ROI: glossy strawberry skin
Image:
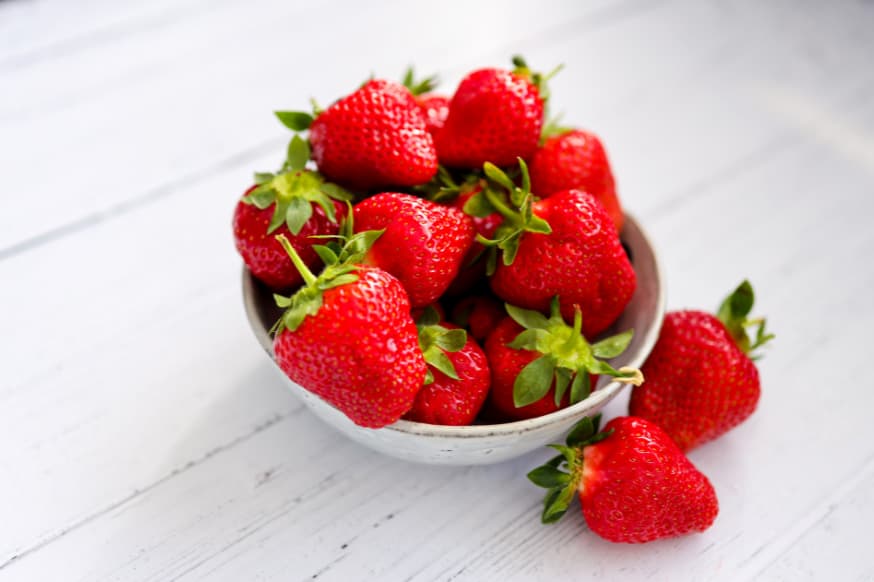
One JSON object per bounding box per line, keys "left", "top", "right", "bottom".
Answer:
{"left": 629, "top": 311, "right": 761, "bottom": 451}
{"left": 435, "top": 68, "right": 544, "bottom": 168}
{"left": 233, "top": 187, "right": 343, "bottom": 291}
{"left": 273, "top": 267, "right": 426, "bottom": 429}
{"left": 484, "top": 317, "right": 599, "bottom": 421}
{"left": 354, "top": 193, "right": 475, "bottom": 308}
{"left": 579, "top": 417, "right": 719, "bottom": 543}
{"left": 529, "top": 129, "right": 624, "bottom": 231}
{"left": 490, "top": 189, "right": 636, "bottom": 339}
{"left": 443, "top": 186, "right": 503, "bottom": 296}
{"left": 404, "top": 325, "right": 490, "bottom": 426}
{"left": 416, "top": 93, "right": 450, "bottom": 136}
{"left": 309, "top": 79, "right": 438, "bottom": 190}
{"left": 451, "top": 295, "right": 505, "bottom": 342}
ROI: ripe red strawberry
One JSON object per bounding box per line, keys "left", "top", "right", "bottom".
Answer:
{"left": 478, "top": 161, "right": 636, "bottom": 339}
{"left": 271, "top": 235, "right": 426, "bottom": 428}
{"left": 233, "top": 136, "right": 352, "bottom": 290}
{"left": 629, "top": 280, "right": 774, "bottom": 451}
{"left": 529, "top": 128, "right": 624, "bottom": 231}
{"left": 404, "top": 313, "right": 490, "bottom": 426}
{"left": 443, "top": 183, "right": 503, "bottom": 296}
{"left": 434, "top": 57, "right": 546, "bottom": 168}
{"left": 417, "top": 94, "right": 450, "bottom": 135}
{"left": 276, "top": 79, "right": 437, "bottom": 190}
{"left": 529, "top": 415, "right": 719, "bottom": 543}
{"left": 484, "top": 299, "right": 641, "bottom": 421}
{"left": 450, "top": 294, "right": 504, "bottom": 342}
{"left": 353, "top": 192, "right": 475, "bottom": 307}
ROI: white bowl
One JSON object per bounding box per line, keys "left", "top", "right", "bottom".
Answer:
{"left": 242, "top": 214, "right": 664, "bottom": 465}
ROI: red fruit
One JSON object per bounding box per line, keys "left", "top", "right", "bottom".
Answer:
{"left": 233, "top": 138, "right": 352, "bottom": 290}
{"left": 417, "top": 94, "right": 450, "bottom": 136}
{"left": 307, "top": 79, "right": 438, "bottom": 190}
{"left": 443, "top": 184, "right": 503, "bottom": 296}
{"left": 529, "top": 129, "right": 624, "bottom": 231}
{"left": 486, "top": 177, "right": 636, "bottom": 338}
{"left": 629, "top": 281, "right": 773, "bottom": 451}
{"left": 435, "top": 63, "right": 544, "bottom": 168}
{"left": 404, "top": 322, "right": 490, "bottom": 426}
{"left": 450, "top": 294, "right": 504, "bottom": 342}
{"left": 354, "top": 193, "right": 475, "bottom": 307}
{"left": 411, "top": 302, "right": 446, "bottom": 323}
{"left": 272, "top": 237, "right": 426, "bottom": 429}
{"left": 484, "top": 301, "right": 640, "bottom": 422}
{"left": 233, "top": 190, "right": 342, "bottom": 290}
{"left": 529, "top": 416, "right": 718, "bottom": 543}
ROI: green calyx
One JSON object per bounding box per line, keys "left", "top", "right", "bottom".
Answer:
{"left": 242, "top": 135, "right": 353, "bottom": 235}
{"left": 271, "top": 210, "right": 384, "bottom": 334}
{"left": 507, "top": 298, "right": 643, "bottom": 408}
{"left": 472, "top": 159, "right": 552, "bottom": 274}
{"left": 415, "top": 306, "right": 467, "bottom": 385}
{"left": 401, "top": 67, "right": 439, "bottom": 96}
{"left": 413, "top": 166, "right": 481, "bottom": 203}
{"left": 511, "top": 55, "right": 563, "bottom": 104}
{"left": 716, "top": 279, "right": 775, "bottom": 359}
{"left": 527, "top": 414, "right": 613, "bottom": 524}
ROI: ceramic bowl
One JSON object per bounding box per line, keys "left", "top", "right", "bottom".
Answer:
{"left": 242, "top": 214, "right": 664, "bottom": 465}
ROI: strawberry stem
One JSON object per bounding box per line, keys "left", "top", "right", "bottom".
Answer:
{"left": 276, "top": 234, "right": 317, "bottom": 286}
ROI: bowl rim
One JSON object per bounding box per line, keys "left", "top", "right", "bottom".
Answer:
{"left": 242, "top": 212, "right": 665, "bottom": 439}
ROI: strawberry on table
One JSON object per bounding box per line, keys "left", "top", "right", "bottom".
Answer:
{"left": 484, "top": 299, "right": 642, "bottom": 422}
{"left": 276, "top": 79, "right": 438, "bottom": 191}
{"left": 233, "top": 135, "right": 352, "bottom": 290}
{"left": 477, "top": 160, "right": 636, "bottom": 339}
{"left": 528, "top": 415, "right": 719, "bottom": 543}
{"left": 434, "top": 56, "right": 549, "bottom": 168}
{"left": 629, "top": 280, "right": 774, "bottom": 451}
{"left": 271, "top": 233, "right": 426, "bottom": 429}
{"left": 529, "top": 128, "right": 625, "bottom": 231}
{"left": 353, "top": 192, "right": 475, "bottom": 308}
{"left": 404, "top": 309, "right": 490, "bottom": 426}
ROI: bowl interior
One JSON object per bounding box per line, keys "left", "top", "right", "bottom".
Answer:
{"left": 242, "top": 213, "right": 664, "bottom": 438}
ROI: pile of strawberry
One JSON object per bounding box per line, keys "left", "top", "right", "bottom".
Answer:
{"left": 232, "top": 57, "right": 774, "bottom": 545}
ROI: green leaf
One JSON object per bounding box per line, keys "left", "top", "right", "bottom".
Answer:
{"left": 253, "top": 172, "right": 274, "bottom": 185}
{"left": 424, "top": 346, "right": 459, "bottom": 380}
{"left": 505, "top": 304, "right": 550, "bottom": 330}
{"left": 548, "top": 444, "right": 577, "bottom": 466}
{"left": 553, "top": 368, "right": 572, "bottom": 406}
{"left": 527, "top": 465, "right": 570, "bottom": 488}
{"left": 320, "top": 182, "right": 354, "bottom": 201}
{"left": 275, "top": 111, "right": 313, "bottom": 131}
{"left": 319, "top": 273, "right": 358, "bottom": 290}
{"left": 416, "top": 305, "right": 441, "bottom": 326}
{"left": 267, "top": 200, "right": 290, "bottom": 234}
{"left": 483, "top": 162, "right": 516, "bottom": 192}
{"left": 286, "top": 135, "right": 310, "bottom": 172}
{"left": 281, "top": 294, "right": 323, "bottom": 332}
{"left": 565, "top": 416, "right": 596, "bottom": 446}
{"left": 514, "top": 355, "right": 556, "bottom": 407}
{"left": 545, "top": 453, "right": 565, "bottom": 468}
{"left": 507, "top": 328, "right": 547, "bottom": 351}
{"left": 273, "top": 293, "right": 292, "bottom": 308}
{"left": 285, "top": 196, "right": 313, "bottom": 235}
{"left": 462, "top": 190, "right": 497, "bottom": 218}
{"left": 435, "top": 328, "right": 467, "bottom": 352}
{"left": 591, "top": 329, "right": 634, "bottom": 359}
{"left": 527, "top": 215, "right": 552, "bottom": 234}
{"left": 312, "top": 244, "right": 338, "bottom": 266}
{"left": 569, "top": 371, "right": 591, "bottom": 404}
{"left": 502, "top": 236, "right": 521, "bottom": 265}
{"left": 587, "top": 359, "right": 621, "bottom": 377}
{"left": 424, "top": 368, "right": 435, "bottom": 385}
{"left": 542, "top": 483, "right": 576, "bottom": 524}
{"left": 248, "top": 186, "right": 277, "bottom": 209}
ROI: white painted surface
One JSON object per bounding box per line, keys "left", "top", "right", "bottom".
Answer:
{"left": 1, "top": 0, "right": 873, "bottom": 580}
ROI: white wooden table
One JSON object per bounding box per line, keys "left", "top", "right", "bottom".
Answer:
{"left": 3, "top": 1, "right": 874, "bottom": 580}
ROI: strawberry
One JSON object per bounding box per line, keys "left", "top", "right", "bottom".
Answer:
{"left": 477, "top": 161, "right": 636, "bottom": 339}
{"left": 276, "top": 79, "right": 437, "bottom": 191}
{"left": 529, "top": 128, "right": 625, "bottom": 231}
{"left": 442, "top": 183, "right": 503, "bottom": 296}
{"left": 528, "top": 415, "right": 719, "bottom": 543}
{"left": 271, "top": 234, "right": 426, "bottom": 429}
{"left": 450, "top": 294, "right": 504, "bottom": 342}
{"left": 404, "top": 310, "right": 490, "bottom": 426}
{"left": 353, "top": 192, "right": 475, "bottom": 307}
{"left": 434, "top": 57, "right": 548, "bottom": 168}
{"left": 233, "top": 136, "right": 352, "bottom": 290}
{"left": 417, "top": 94, "right": 450, "bottom": 135}
{"left": 484, "top": 299, "right": 642, "bottom": 421}
{"left": 629, "top": 280, "right": 774, "bottom": 451}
